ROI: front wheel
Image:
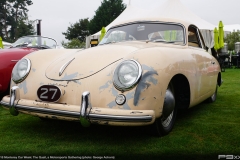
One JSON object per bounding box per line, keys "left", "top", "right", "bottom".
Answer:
{"left": 152, "top": 83, "right": 177, "bottom": 136}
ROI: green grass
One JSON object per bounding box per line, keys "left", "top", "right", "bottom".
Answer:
{"left": 1, "top": 69, "right": 240, "bottom": 160}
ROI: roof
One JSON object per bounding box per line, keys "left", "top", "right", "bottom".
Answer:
{"left": 108, "top": 17, "right": 193, "bottom": 31}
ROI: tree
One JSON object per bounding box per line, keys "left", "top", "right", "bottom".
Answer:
{"left": 224, "top": 30, "right": 240, "bottom": 51}
{"left": 0, "top": 0, "right": 12, "bottom": 40}
{"left": 11, "top": 0, "right": 33, "bottom": 39}
{"left": 61, "top": 39, "right": 85, "bottom": 49}
{"left": 15, "top": 18, "right": 35, "bottom": 38}
{"left": 0, "top": 0, "right": 33, "bottom": 41}
{"left": 62, "top": 18, "right": 90, "bottom": 42}
{"left": 88, "top": 0, "right": 126, "bottom": 34}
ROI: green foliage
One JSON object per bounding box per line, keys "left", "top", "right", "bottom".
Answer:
{"left": 62, "top": 0, "right": 126, "bottom": 43}
{"left": 0, "top": 0, "right": 33, "bottom": 41}
{"left": 62, "top": 18, "right": 90, "bottom": 42}
{"left": 61, "top": 38, "right": 85, "bottom": 49}
{"left": 88, "top": 0, "right": 126, "bottom": 34}
{"left": 11, "top": 18, "right": 34, "bottom": 41}
{"left": 0, "top": 0, "right": 12, "bottom": 39}
{"left": 224, "top": 30, "right": 240, "bottom": 51}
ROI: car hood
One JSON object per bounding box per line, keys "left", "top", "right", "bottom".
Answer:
{"left": 46, "top": 41, "right": 156, "bottom": 80}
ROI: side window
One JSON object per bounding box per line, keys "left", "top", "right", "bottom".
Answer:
{"left": 188, "top": 26, "right": 201, "bottom": 48}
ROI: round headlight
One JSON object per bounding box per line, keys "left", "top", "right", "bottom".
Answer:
{"left": 12, "top": 58, "right": 31, "bottom": 83}
{"left": 113, "top": 60, "right": 142, "bottom": 91}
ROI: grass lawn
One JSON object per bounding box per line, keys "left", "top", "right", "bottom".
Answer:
{"left": 0, "top": 69, "right": 240, "bottom": 160}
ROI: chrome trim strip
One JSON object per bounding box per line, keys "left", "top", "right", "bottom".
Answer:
{"left": 5, "top": 103, "right": 80, "bottom": 118}
{"left": 59, "top": 58, "right": 75, "bottom": 76}
{"left": 1, "top": 101, "right": 152, "bottom": 122}
{"left": 11, "top": 60, "right": 19, "bottom": 62}
{"left": 89, "top": 114, "right": 152, "bottom": 122}
{"left": 9, "top": 86, "right": 20, "bottom": 116}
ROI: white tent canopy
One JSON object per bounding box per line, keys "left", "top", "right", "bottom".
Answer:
{"left": 146, "top": 0, "right": 215, "bottom": 30}
{"left": 86, "top": 0, "right": 216, "bottom": 50}
{"left": 224, "top": 24, "right": 240, "bottom": 32}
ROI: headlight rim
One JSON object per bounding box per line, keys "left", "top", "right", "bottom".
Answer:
{"left": 113, "top": 59, "right": 142, "bottom": 91}
{"left": 12, "top": 58, "right": 31, "bottom": 84}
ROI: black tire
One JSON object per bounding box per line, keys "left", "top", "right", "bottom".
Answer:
{"left": 152, "top": 83, "right": 177, "bottom": 137}
{"left": 207, "top": 84, "right": 218, "bottom": 103}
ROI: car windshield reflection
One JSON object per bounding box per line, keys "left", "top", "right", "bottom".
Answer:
{"left": 11, "top": 35, "right": 58, "bottom": 49}
{"left": 99, "top": 22, "right": 185, "bottom": 45}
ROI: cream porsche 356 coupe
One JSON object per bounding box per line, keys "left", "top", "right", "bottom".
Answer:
{"left": 0, "top": 18, "right": 222, "bottom": 136}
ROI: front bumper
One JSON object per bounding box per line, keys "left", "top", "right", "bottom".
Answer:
{"left": 0, "top": 86, "right": 155, "bottom": 126}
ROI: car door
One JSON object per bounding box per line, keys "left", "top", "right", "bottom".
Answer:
{"left": 188, "top": 26, "right": 213, "bottom": 99}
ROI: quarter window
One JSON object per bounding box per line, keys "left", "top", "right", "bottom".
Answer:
{"left": 188, "top": 26, "right": 201, "bottom": 48}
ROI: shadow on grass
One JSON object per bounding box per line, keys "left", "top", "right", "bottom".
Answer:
{"left": 0, "top": 110, "right": 153, "bottom": 143}
{"left": 0, "top": 101, "right": 212, "bottom": 143}
{"left": 0, "top": 99, "right": 220, "bottom": 144}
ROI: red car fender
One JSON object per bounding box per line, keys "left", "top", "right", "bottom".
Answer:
{"left": 0, "top": 48, "right": 38, "bottom": 94}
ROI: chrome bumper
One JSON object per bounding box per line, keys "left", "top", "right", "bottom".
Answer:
{"left": 0, "top": 86, "right": 153, "bottom": 126}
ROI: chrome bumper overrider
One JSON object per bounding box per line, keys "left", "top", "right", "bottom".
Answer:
{"left": 0, "top": 86, "right": 153, "bottom": 126}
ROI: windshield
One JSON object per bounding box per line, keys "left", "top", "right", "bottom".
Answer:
{"left": 99, "top": 22, "right": 185, "bottom": 45}
{"left": 11, "top": 36, "right": 57, "bottom": 49}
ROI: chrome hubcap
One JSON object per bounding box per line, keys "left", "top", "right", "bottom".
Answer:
{"left": 161, "top": 111, "right": 173, "bottom": 128}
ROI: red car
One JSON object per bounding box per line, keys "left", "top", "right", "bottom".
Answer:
{"left": 0, "top": 35, "right": 58, "bottom": 100}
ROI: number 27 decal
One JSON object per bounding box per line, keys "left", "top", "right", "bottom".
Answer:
{"left": 37, "top": 85, "right": 61, "bottom": 102}
{"left": 40, "top": 88, "right": 58, "bottom": 99}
